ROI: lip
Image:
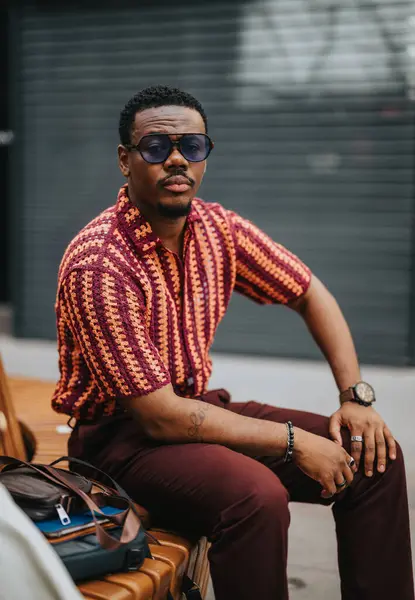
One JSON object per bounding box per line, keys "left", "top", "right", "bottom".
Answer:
{"left": 161, "top": 175, "right": 192, "bottom": 193}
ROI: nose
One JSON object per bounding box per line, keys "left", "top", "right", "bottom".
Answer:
{"left": 164, "top": 145, "right": 189, "bottom": 170}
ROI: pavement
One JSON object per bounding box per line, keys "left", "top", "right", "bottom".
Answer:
{"left": 1, "top": 334, "right": 414, "bottom": 599}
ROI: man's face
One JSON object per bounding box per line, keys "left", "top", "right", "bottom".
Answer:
{"left": 118, "top": 106, "right": 207, "bottom": 219}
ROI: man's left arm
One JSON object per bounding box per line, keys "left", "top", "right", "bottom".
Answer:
{"left": 228, "top": 209, "right": 396, "bottom": 477}
{"left": 289, "top": 275, "right": 397, "bottom": 476}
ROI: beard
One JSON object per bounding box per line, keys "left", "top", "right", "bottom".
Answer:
{"left": 156, "top": 199, "right": 192, "bottom": 219}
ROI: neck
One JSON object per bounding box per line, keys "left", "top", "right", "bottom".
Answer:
{"left": 132, "top": 194, "right": 187, "bottom": 256}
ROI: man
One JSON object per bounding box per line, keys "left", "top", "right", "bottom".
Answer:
{"left": 52, "top": 85, "right": 413, "bottom": 600}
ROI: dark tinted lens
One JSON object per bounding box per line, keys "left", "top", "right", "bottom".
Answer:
{"left": 139, "top": 135, "right": 171, "bottom": 163}
{"left": 180, "top": 134, "right": 210, "bottom": 162}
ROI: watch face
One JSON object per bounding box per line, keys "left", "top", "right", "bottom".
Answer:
{"left": 355, "top": 382, "right": 375, "bottom": 404}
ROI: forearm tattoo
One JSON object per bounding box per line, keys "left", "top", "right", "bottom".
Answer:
{"left": 188, "top": 401, "right": 210, "bottom": 442}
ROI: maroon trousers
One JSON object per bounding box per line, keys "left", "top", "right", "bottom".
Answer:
{"left": 69, "top": 390, "right": 414, "bottom": 600}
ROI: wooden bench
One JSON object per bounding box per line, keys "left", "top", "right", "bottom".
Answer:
{"left": 0, "top": 355, "right": 211, "bottom": 599}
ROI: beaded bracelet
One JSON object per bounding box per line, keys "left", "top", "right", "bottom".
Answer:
{"left": 284, "top": 421, "right": 294, "bottom": 463}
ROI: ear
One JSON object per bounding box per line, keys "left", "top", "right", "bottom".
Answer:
{"left": 118, "top": 145, "right": 130, "bottom": 178}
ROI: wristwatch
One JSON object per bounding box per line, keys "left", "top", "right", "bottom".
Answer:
{"left": 339, "top": 381, "right": 376, "bottom": 407}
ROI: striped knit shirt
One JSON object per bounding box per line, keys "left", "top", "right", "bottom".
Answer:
{"left": 52, "top": 184, "right": 311, "bottom": 421}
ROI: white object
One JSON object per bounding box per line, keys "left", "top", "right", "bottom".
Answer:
{"left": 55, "top": 503, "right": 71, "bottom": 526}
{"left": 0, "top": 484, "right": 83, "bottom": 600}
{"left": 56, "top": 425, "right": 72, "bottom": 434}
{"left": 0, "top": 411, "right": 7, "bottom": 432}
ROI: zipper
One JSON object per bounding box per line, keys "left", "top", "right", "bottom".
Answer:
{"left": 55, "top": 503, "right": 71, "bottom": 526}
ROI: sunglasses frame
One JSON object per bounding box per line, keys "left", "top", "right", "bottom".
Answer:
{"left": 125, "top": 133, "right": 214, "bottom": 164}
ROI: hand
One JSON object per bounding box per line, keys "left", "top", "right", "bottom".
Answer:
{"left": 329, "top": 403, "right": 396, "bottom": 477}
{"left": 294, "top": 428, "right": 356, "bottom": 498}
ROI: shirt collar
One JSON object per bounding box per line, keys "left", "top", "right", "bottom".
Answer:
{"left": 116, "top": 184, "right": 201, "bottom": 255}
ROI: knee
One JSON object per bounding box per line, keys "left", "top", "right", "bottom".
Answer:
{"left": 222, "top": 470, "right": 290, "bottom": 527}
{"left": 388, "top": 440, "right": 405, "bottom": 474}
{"left": 371, "top": 439, "right": 406, "bottom": 492}
{"left": 249, "top": 482, "right": 290, "bottom": 523}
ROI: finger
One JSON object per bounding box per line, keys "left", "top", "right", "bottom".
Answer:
{"left": 364, "top": 428, "right": 376, "bottom": 477}
{"left": 320, "top": 477, "right": 337, "bottom": 499}
{"left": 349, "top": 429, "right": 364, "bottom": 469}
{"left": 348, "top": 456, "right": 357, "bottom": 474}
{"left": 384, "top": 426, "right": 397, "bottom": 461}
{"left": 329, "top": 415, "right": 343, "bottom": 446}
{"left": 343, "top": 461, "right": 354, "bottom": 486}
{"left": 345, "top": 451, "right": 357, "bottom": 475}
{"left": 334, "top": 471, "right": 348, "bottom": 494}
{"left": 375, "top": 428, "right": 387, "bottom": 473}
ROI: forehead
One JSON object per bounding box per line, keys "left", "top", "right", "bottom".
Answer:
{"left": 132, "top": 106, "right": 205, "bottom": 140}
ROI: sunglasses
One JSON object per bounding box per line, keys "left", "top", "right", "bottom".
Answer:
{"left": 125, "top": 133, "right": 214, "bottom": 164}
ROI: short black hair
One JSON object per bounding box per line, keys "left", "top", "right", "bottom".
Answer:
{"left": 119, "top": 85, "right": 208, "bottom": 145}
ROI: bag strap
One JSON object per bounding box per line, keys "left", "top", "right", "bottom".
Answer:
{"left": 181, "top": 574, "right": 203, "bottom": 599}
{"left": 0, "top": 456, "right": 139, "bottom": 550}
{"left": 40, "top": 465, "right": 140, "bottom": 550}
{"left": 50, "top": 456, "right": 131, "bottom": 501}
{"left": 0, "top": 456, "right": 127, "bottom": 528}
{"left": 41, "top": 466, "right": 128, "bottom": 526}
{"left": 50, "top": 455, "right": 146, "bottom": 522}
{"left": 165, "top": 572, "right": 202, "bottom": 599}
{"left": 50, "top": 458, "right": 203, "bottom": 597}
{"left": 0, "top": 456, "right": 78, "bottom": 489}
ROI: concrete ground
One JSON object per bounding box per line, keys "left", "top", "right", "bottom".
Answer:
{"left": 1, "top": 334, "right": 414, "bottom": 599}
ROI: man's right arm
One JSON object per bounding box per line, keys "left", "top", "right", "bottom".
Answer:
{"left": 120, "top": 385, "right": 356, "bottom": 498}
{"left": 61, "top": 270, "right": 354, "bottom": 498}
{"left": 121, "top": 384, "right": 290, "bottom": 457}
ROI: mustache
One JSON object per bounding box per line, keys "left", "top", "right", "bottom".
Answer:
{"left": 158, "top": 171, "right": 195, "bottom": 186}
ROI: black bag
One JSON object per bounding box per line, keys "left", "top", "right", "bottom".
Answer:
{"left": 54, "top": 526, "right": 150, "bottom": 582}
{"left": 0, "top": 462, "right": 92, "bottom": 521}
{"left": 0, "top": 455, "right": 148, "bottom": 576}
{"left": 0, "top": 455, "right": 202, "bottom": 599}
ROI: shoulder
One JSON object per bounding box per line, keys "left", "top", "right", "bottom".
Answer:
{"left": 191, "top": 198, "right": 238, "bottom": 229}
{"left": 57, "top": 205, "right": 118, "bottom": 286}
{"left": 192, "top": 198, "right": 253, "bottom": 241}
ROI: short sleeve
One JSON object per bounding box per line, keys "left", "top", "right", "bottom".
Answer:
{"left": 228, "top": 211, "right": 312, "bottom": 305}
{"left": 61, "top": 268, "right": 171, "bottom": 399}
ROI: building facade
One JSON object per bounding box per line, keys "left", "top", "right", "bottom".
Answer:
{"left": 7, "top": 0, "right": 415, "bottom": 365}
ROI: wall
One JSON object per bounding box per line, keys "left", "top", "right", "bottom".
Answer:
{"left": 9, "top": 0, "right": 415, "bottom": 364}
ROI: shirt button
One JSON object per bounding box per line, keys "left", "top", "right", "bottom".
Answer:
{"left": 187, "top": 377, "right": 194, "bottom": 386}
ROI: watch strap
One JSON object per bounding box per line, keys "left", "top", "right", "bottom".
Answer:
{"left": 339, "top": 387, "right": 355, "bottom": 403}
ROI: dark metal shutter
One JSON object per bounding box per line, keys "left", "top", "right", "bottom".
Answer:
{"left": 1, "top": 8, "right": 10, "bottom": 304}
{"left": 10, "top": 1, "right": 415, "bottom": 365}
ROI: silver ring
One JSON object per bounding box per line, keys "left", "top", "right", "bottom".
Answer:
{"left": 336, "top": 480, "right": 347, "bottom": 489}
{"left": 349, "top": 457, "right": 355, "bottom": 468}
{"left": 351, "top": 435, "right": 364, "bottom": 443}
